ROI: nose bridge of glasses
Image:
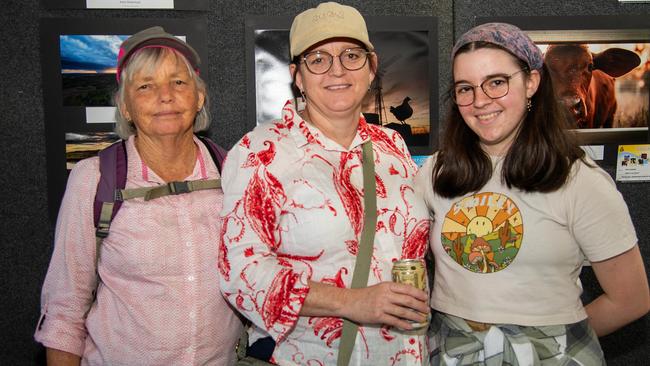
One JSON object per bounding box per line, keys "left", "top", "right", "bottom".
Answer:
{"left": 313, "top": 52, "right": 343, "bottom": 75}
{"left": 460, "top": 82, "right": 496, "bottom": 106}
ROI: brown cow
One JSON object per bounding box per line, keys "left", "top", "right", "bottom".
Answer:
{"left": 544, "top": 44, "right": 640, "bottom": 128}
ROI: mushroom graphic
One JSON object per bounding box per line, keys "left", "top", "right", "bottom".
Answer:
{"left": 468, "top": 237, "right": 493, "bottom": 273}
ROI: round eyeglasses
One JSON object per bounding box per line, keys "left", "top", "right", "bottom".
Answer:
{"left": 300, "top": 47, "right": 371, "bottom": 75}
{"left": 452, "top": 69, "right": 527, "bottom": 106}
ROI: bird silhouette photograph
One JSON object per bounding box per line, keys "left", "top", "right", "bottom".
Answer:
{"left": 248, "top": 16, "right": 436, "bottom": 152}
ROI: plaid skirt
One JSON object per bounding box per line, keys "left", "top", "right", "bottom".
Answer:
{"left": 428, "top": 312, "right": 605, "bottom": 366}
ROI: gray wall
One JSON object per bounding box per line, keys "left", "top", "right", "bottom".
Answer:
{"left": 0, "top": 0, "right": 647, "bottom": 364}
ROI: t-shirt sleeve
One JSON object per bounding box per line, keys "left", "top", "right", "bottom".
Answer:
{"left": 566, "top": 161, "right": 638, "bottom": 262}
{"left": 414, "top": 154, "right": 436, "bottom": 214}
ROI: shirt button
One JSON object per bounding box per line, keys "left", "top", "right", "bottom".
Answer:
{"left": 185, "top": 241, "right": 192, "bottom": 247}
{"left": 187, "top": 275, "right": 195, "bottom": 282}
{"left": 189, "top": 311, "right": 196, "bottom": 319}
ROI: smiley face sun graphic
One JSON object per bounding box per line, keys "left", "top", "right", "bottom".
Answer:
{"left": 441, "top": 192, "right": 524, "bottom": 273}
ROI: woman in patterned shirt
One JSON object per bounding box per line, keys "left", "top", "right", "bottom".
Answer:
{"left": 219, "top": 2, "right": 431, "bottom": 365}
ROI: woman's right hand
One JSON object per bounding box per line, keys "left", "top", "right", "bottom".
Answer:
{"left": 341, "top": 281, "right": 430, "bottom": 330}
{"left": 301, "top": 280, "right": 429, "bottom": 330}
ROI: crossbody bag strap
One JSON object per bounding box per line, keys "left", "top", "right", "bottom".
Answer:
{"left": 337, "top": 140, "right": 377, "bottom": 366}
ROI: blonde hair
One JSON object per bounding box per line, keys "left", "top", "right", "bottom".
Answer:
{"left": 113, "top": 47, "right": 209, "bottom": 139}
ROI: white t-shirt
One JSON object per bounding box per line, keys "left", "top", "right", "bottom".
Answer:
{"left": 414, "top": 155, "right": 637, "bottom": 326}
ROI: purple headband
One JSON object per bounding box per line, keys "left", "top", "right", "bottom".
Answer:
{"left": 452, "top": 22, "right": 543, "bottom": 71}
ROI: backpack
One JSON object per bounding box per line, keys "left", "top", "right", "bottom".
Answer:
{"left": 92, "top": 136, "right": 227, "bottom": 252}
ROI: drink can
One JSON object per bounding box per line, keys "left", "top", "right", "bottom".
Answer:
{"left": 392, "top": 258, "right": 429, "bottom": 329}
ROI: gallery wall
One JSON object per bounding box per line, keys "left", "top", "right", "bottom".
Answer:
{"left": 0, "top": 0, "right": 647, "bottom": 364}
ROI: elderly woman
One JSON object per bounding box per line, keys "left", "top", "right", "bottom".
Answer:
{"left": 219, "top": 2, "right": 430, "bottom": 366}
{"left": 34, "top": 27, "right": 243, "bottom": 365}
{"left": 415, "top": 23, "right": 650, "bottom": 365}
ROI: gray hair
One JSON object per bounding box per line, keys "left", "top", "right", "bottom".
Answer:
{"left": 113, "top": 47, "right": 210, "bottom": 139}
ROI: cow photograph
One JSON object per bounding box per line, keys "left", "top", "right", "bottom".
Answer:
{"left": 538, "top": 42, "right": 648, "bottom": 131}
{"left": 475, "top": 16, "right": 650, "bottom": 143}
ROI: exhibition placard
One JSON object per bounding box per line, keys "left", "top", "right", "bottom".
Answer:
{"left": 616, "top": 144, "right": 650, "bottom": 182}
{"left": 86, "top": 0, "right": 173, "bottom": 8}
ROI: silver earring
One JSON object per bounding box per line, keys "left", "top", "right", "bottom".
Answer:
{"left": 300, "top": 90, "right": 307, "bottom": 101}
{"left": 526, "top": 98, "right": 532, "bottom": 112}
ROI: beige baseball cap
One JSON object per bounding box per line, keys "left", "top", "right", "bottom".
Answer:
{"left": 289, "top": 2, "right": 374, "bottom": 58}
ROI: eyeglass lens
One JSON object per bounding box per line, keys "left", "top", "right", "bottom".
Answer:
{"left": 453, "top": 75, "right": 511, "bottom": 106}
{"left": 303, "top": 48, "right": 368, "bottom": 74}
{"left": 453, "top": 69, "right": 527, "bottom": 107}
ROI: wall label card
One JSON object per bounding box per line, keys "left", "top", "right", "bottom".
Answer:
{"left": 86, "top": 0, "right": 173, "bottom": 9}
{"left": 616, "top": 144, "right": 650, "bottom": 182}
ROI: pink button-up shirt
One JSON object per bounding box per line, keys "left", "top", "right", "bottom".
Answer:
{"left": 219, "top": 101, "right": 431, "bottom": 365}
{"left": 35, "top": 136, "right": 243, "bottom": 365}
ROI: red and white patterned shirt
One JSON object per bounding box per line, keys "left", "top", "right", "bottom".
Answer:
{"left": 35, "top": 136, "right": 243, "bottom": 365}
{"left": 219, "top": 101, "right": 431, "bottom": 365}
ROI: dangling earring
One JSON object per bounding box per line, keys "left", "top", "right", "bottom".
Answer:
{"left": 296, "top": 89, "right": 307, "bottom": 112}
{"left": 526, "top": 98, "right": 532, "bottom": 112}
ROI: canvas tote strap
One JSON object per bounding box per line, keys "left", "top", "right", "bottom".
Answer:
{"left": 337, "top": 140, "right": 377, "bottom": 366}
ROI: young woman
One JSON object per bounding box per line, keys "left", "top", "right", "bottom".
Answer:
{"left": 415, "top": 22, "right": 649, "bottom": 365}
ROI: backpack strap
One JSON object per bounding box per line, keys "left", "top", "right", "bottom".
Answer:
{"left": 91, "top": 140, "right": 128, "bottom": 275}
{"left": 94, "top": 140, "right": 128, "bottom": 239}
{"left": 136, "top": 179, "right": 221, "bottom": 201}
{"left": 197, "top": 135, "right": 227, "bottom": 173}
{"left": 93, "top": 136, "right": 228, "bottom": 240}
{"left": 116, "top": 136, "right": 227, "bottom": 201}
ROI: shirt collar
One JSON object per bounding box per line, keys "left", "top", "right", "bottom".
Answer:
{"left": 125, "top": 135, "right": 209, "bottom": 184}
{"left": 281, "top": 99, "right": 372, "bottom": 152}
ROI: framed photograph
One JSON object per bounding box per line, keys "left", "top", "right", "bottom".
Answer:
{"left": 477, "top": 15, "right": 649, "bottom": 145}
{"left": 40, "top": 17, "right": 208, "bottom": 221}
{"left": 42, "top": 0, "right": 209, "bottom": 10}
{"left": 245, "top": 16, "right": 439, "bottom": 155}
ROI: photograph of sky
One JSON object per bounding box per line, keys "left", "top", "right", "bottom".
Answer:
{"left": 60, "top": 35, "right": 126, "bottom": 74}
{"left": 60, "top": 35, "right": 127, "bottom": 106}
{"left": 59, "top": 34, "right": 187, "bottom": 107}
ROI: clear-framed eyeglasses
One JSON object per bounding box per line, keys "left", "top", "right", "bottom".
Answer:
{"left": 300, "top": 47, "right": 372, "bottom": 75}
{"left": 452, "top": 69, "right": 527, "bottom": 106}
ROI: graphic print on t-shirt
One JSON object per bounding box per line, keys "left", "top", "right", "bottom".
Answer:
{"left": 441, "top": 192, "right": 523, "bottom": 273}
